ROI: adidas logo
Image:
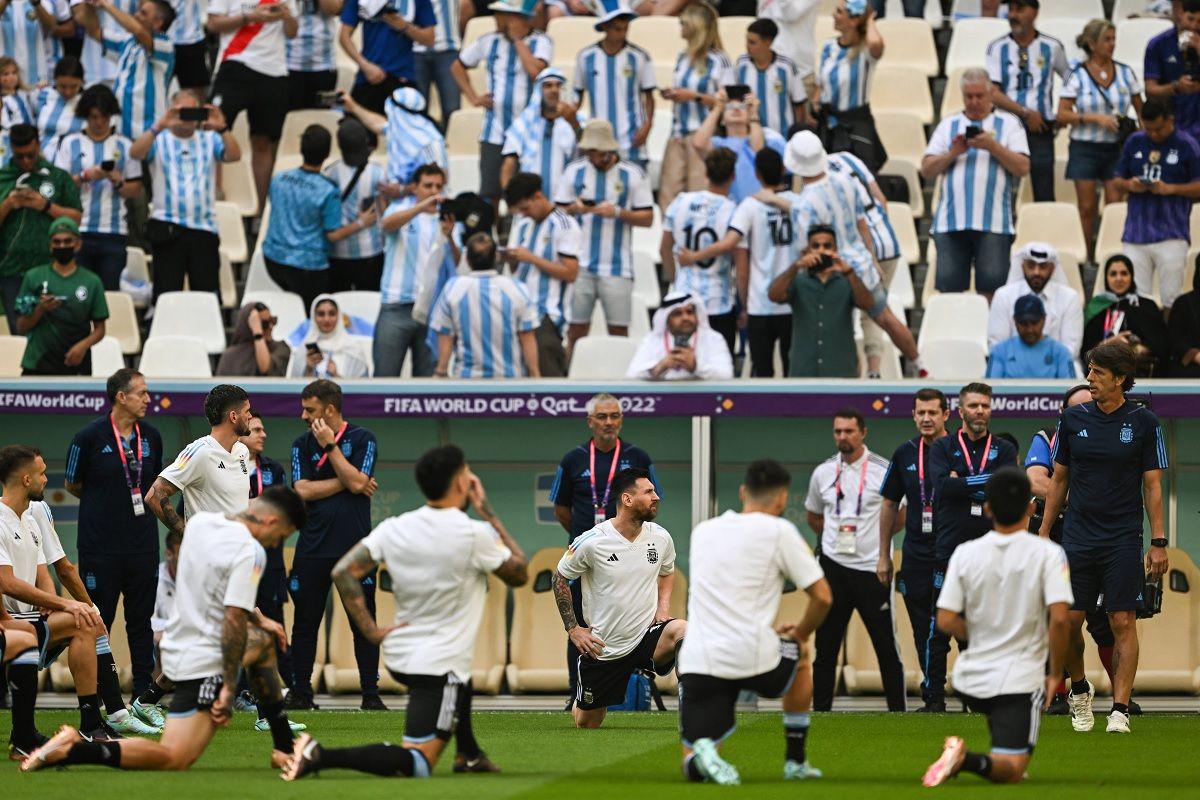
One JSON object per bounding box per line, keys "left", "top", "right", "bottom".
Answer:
{"left": 101, "top": 445, "right": 113, "bottom": 454}
{"left": 1077, "top": 429, "right": 1089, "bottom": 438}
{"left": 607, "top": 553, "right": 619, "bottom": 562}
{"left": 217, "top": 462, "right": 227, "bottom": 469}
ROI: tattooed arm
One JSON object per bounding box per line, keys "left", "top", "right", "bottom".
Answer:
{"left": 212, "top": 606, "right": 250, "bottom": 724}
{"left": 467, "top": 475, "right": 528, "bottom": 587}
{"left": 332, "top": 543, "right": 400, "bottom": 645}
{"left": 144, "top": 477, "right": 184, "bottom": 537}
{"left": 554, "top": 569, "right": 605, "bottom": 658}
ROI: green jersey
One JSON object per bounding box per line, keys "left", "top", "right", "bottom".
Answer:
{"left": 16, "top": 263, "right": 108, "bottom": 375}
{"left": 0, "top": 159, "right": 82, "bottom": 279}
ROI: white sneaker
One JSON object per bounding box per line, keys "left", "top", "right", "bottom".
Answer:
{"left": 1106, "top": 710, "right": 1131, "bottom": 734}
{"left": 1068, "top": 686, "right": 1095, "bottom": 732}
{"left": 691, "top": 738, "right": 740, "bottom": 786}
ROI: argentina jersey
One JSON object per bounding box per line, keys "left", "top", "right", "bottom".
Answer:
{"left": 816, "top": 39, "right": 874, "bottom": 112}
{"left": 791, "top": 171, "right": 878, "bottom": 287}
{"left": 985, "top": 32, "right": 1069, "bottom": 120}
{"left": 54, "top": 132, "right": 141, "bottom": 235}
{"left": 167, "top": 0, "right": 204, "bottom": 43}
{"left": 826, "top": 151, "right": 899, "bottom": 263}
{"left": 926, "top": 110, "right": 1028, "bottom": 236}
{"left": 501, "top": 113, "right": 577, "bottom": 199}
{"left": 413, "top": 0, "right": 459, "bottom": 53}
{"left": 107, "top": 31, "right": 175, "bottom": 139}
{"left": 734, "top": 52, "right": 804, "bottom": 136}
{"left": 2, "top": 0, "right": 69, "bottom": 86}
{"left": 729, "top": 193, "right": 798, "bottom": 316}
{"left": 554, "top": 157, "right": 654, "bottom": 279}
{"left": 148, "top": 129, "right": 225, "bottom": 233}
{"left": 324, "top": 159, "right": 386, "bottom": 259}
{"left": 32, "top": 86, "right": 82, "bottom": 162}
{"left": 385, "top": 91, "right": 448, "bottom": 183}
{"left": 77, "top": 0, "right": 138, "bottom": 86}
{"left": 287, "top": 8, "right": 336, "bottom": 72}
{"left": 381, "top": 198, "right": 442, "bottom": 305}
{"left": 669, "top": 49, "right": 733, "bottom": 138}
{"left": 458, "top": 31, "right": 553, "bottom": 146}
{"left": 666, "top": 190, "right": 738, "bottom": 315}
{"left": 1060, "top": 61, "right": 1141, "bottom": 144}
{"left": 429, "top": 272, "right": 539, "bottom": 378}
{"left": 510, "top": 208, "right": 582, "bottom": 330}
{"left": 574, "top": 42, "right": 657, "bottom": 162}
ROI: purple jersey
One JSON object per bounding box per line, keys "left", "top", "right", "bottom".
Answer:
{"left": 1144, "top": 29, "right": 1200, "bottom": 139}
{"left": 1118, "top": 129, "right": 1200, "bottom": 245}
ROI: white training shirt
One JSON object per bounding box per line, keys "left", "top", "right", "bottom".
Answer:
{"left": 729, "top": 192, "right": 799, "bottom": 316}
{"left": 679, "top": 510, "right": 824, "bottom": 680}
{"left": 938, "top": 530, "right": 1074, "bottom": 698}
{"left": 160, "top": 512, "right": 266, "bottom": 681}
{"left": 0, "top": 501, "right": 54, "bottom": 615}
{"left": 804, "top": 449, "right": 891, "bottom": 572}
{"left": 362, "top": 505, "right": 510, "bottom": 682}
{"left": 157, "top": 435, "right": 252, "bottom": 519}
{"left": 556, "top": 519, "right": 675, "bottom": 661}
{"left": 666, "top": 189, "right": 739, "bottom": 316}
{"left": 151, "top": 560, "right": 176, "bottom": 633}
{"left": 208, "top": 0, "right": 297, "bottom": 78}
{"left": 926, "top": 110, "right": 1029, "bottom": 236}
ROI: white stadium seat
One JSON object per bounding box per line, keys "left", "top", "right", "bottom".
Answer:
{"left": 89, "top": 336, "right": 125, "bottom": 376}
{"left": 215, "top": 201, "right": 248, "bottom": 264}
{"left": 568, "top": 336, "right": 640, "bottom": 379}
{"left": 242, "top": 290, "right": 308, "bottom": 340}
{"left": 921, "top": 338, "right": 987, "bottom": 380}
{"left": 1014, "top": 201, "right": 1088, "bottom": 263}
{"left": 874, "top": 111, "right": 928, "bottom": 165}
{"left": 944, "top": 18, "right": 1009, "bottom": 75}
{"left": 1094, "top": 201, "right": 1128, "bottom": 266}
{"left": 919, "top": 293, "right": 989, "bottom": 351}
{"left": 717, "top": 16, "right": 751, "bottom": 60}
{"left": 138, "top": 336, "right": 212, "bottom": 378}
{"left": 446, "top": 108, "right": 484, "bottom": 156}
{"left": 1039, "top": 18, "right": 1088, "bottom": 65}
{"left": 1114, "top": 18, "right": 1172, "bottom": 83}
{"left": 0, "top": 336, "right": 26, "bottom": 377}
{"left": 331, "top": 290, "right": 381, "bottom": 326}
{"left": 869, "top": 65, "right": 934, "bottom": 125}
{"left": 876, "top": 17, "right": 939, "bottom": 77}
{"left": 148, "top": 291, "right": 226, "bottom": 353}
{"left": 104, "top": 291, "right": 141, "bottom": 354}
{"left": 1038, "top": 0, "right": 1102, "bottom": 20}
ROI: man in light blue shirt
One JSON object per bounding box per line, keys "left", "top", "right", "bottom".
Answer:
{"left": 987, "top": 294, "right": 1076, "bottom": 379}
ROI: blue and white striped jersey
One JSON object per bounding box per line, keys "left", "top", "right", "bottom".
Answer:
{"left": 985, "top": 32, "right": 1069, "bottom": 121}
{"left": 53, "top": 131, "right": 141, "bottom": 235}
{"left": 385, "top": 95, "right": 448, "bottom": 183}
{"left": 167, "top": 0, "right": 204, "bottom": 44}
{"left": 815, "top": 39, "right": 874, "bottom": 113}
{"left": 1, "top": 0, "right": 70, "bottom": 87}
{"left": 74, "top": 0, "right": 138, "bottom": 86}
{"left": 553, "top": 157, "right": 654, "bottom": 280}
{"left": 665, "top": 189, "right": 739, "bottom": 315}
{"left": 733, "top": 52, "right": 804, "bottom": 136}
{"left": 429, "top": 270, "right": 539, "bottom": 378}
{"left": 728, "top": 192, "right": 799, "bottom": 316}
{"left": 380, "top": 197, "right": 441, "bottom": 305}
{"left": 413, "top": 0, "right": 459, "bottom": 53}
{"left": 146, "top": 129, "right": 225, "bottom": 233}
{"left": 323, "top": 159, "right": 387, "bottom": 259}
{"left": 458, "top": 31, "right": 553, "bottom": 146}
{"left": 926, "top": 110, "right": 1029, "bottom": 236}
{"left": 1060, "top": 61, "right": 1142, "bottom": 144}
{"left": 669, "top": 48, "right": 733, "bottom": 138}
{"left": 573, "top": 41, "right": 657, "bottom": 162}
{"left": 32, "top": 86, "right": 83, "bottom": 162}
{"left": 286, "top": 9, "right": 337, "bottom": 72}
{"left": 508, "top": 208, "right": 581, "bottom": 330}
{"left": 501, "top": 112, "right": 577, "bottom": 199}
{"left": 106, "top": 31, "right": 176, "bottom": 140}
{"left": 1, "top": 91, "right": 35, "bottom": 165}
{"left": 826, "top": 151, "right": 899, "bottom": 263}
{"left": 789, "top": 171, "right": 878, "bottom": 288}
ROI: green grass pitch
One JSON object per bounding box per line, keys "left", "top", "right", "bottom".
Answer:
{"left": 4, "top": 710, "right": 1197, "bottom": 799}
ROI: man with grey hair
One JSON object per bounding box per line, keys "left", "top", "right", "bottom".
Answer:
{"left": 921, "top": 67, "right": 1030, "bottom": 301}
{"left": 549, "top": 391, "right": 660, "bottom": 705}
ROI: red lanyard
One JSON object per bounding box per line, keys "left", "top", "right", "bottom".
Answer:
{"left": 109, "top": 414, "right": 142, "bottom": 491}
{"left": 315, "top": 422, "right": 348, "bottom": 470}
{"left": 1103, "top": 308, "right": 1124, "bottom": 338}
{"left": 589, "top": 438, "right": 621, "bottom": 511}
{"left": 834, "top": 455, "right": 868, "bottom": 517}
{"left": 918, "top": 438, "right": 930, "bottom": 508}
{"left": 252, "top": 456, "right": 263, "bottom": 497}
{"left": 957, "top": 430, "right": 992, "bottom": 476}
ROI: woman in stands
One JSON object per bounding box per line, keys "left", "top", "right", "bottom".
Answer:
{"left": 812, "top": 0, "right": 886, "bottom": 172}
{"left": 1082, "top": 255, "right": 1168, "bottom": 377}
{"left": 288, "top": 294, "right": 372, "bottom": 378}
{"left": 217, "top": 302, "right": 292, "bottom": 377}
{"left": 31, "top": 56, "right": 85, "bottom": 163}
{"left": 1058, "top": 19, "right": 1144, "bottom": 262}
{"left": 0, "top": 57, "right": 34, "bottom": 163}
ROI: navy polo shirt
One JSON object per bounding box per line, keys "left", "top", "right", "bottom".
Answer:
{"left": 251, "top": 454, "right": 287, "bottom": 572}
{"left": 549, "top": 438, "right": 658, "bottom": 542}
{"left": 340, "top": 0, "right": 435, "bottom": 83}
{"left": 291, "top": 424, "right": 377, "bottom": 559}
{"left": 879, "top": 435, "right": 943, "bottom": 568}
{"left": 1053, "top": 401, "right": 1168, "bottom": 549}
{"left": 66, "top": 415, "right": 164, "bottom": 556}
{"left": 929, "top": 428, "right": 1019, "bottom": 564}
{"left": 1144, "top": 28, "right": 1200, "bottom": 139}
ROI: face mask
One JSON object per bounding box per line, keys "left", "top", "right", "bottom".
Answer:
{"left": 52, "top": 246, "right": 75, "bottom": 265}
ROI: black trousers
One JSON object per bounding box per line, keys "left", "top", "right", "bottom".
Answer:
{"left": 257, "top": 568, "right": 294, "bottom": 689}
{"left": 150, "top": 225, "right": 220, "bottom": 302}
{"left": 707, "top": 311, "right": 737, "bottom": 358}
{"left": 1027, "top": 129, "right": 1057, "bottom": 202}
{"left": 897, "top": 564, "right": 941, "bottom": 705}
{"left": 924, "top": 568, "right": 963, "bottom": 705}
{"left": 288, "top": 69, "right": 337, "bottom": 111}
{"left": 747, "top": 314, "right": 792, "bottom": 377}
{"left": 79, "top": 552, "right": 159, "bottom": 697}
{"left": 329, "top": 254, "right": 384, "bottom": 292}
{"left": 288, "top": 556, "right": 379, "bottom": 698}
{"left": 350, "top": 75, "right": 408, "bottom": 114}
{"left": 813, "top": 555, "right": 906, "bottom": 711}
{"left": 266, "top": 256, "right": 330, "bottom": 310}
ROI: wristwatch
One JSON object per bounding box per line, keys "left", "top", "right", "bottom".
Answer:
{"left": 322, "top": 442, "right": 335, "bottom": 454}
{"left": 1150, "top": 537, "right": 1169, "bottom": 548}
{"left": 252, "top": 333, "right": 264, "bottom": 340}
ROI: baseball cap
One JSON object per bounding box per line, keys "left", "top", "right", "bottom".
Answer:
{"left": 48, "top": 217, "right": 80, "bottom": 237}
{"left": 1013, "top": 294, "right": 1046, "bottom": 323}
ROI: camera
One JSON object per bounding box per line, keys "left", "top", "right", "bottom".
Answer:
{"left": 179, "top": 107, "right": 209, "bottom": 122}
{"left": 725, "top": 84, "right": 750, "bottom": 102}
{"left": 810, "top": 253, "right": 834, "bottom": 272}
{"left": 440, "top": 192, "right": 495, "bottom": 237}
{"left": 1138, "top": 577, "right": 1163, "bottom": 619}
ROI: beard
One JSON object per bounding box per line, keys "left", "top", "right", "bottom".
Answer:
{"left": 234, "top": 418, "right": 252, "bottom": 437}
{"left": 634, "top": 503, "right": 659, "bottom": 523}
{"left": 28, "top": 486, "right": 45, "bottom": 501}
{"left": 966, "top": 417, "right": 988, "bottom": 435}
{"left": 837, "top": 441, "right": 855, "bottom": 453}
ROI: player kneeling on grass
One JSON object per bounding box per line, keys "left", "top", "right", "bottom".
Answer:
{"left": 923, "top": 467, "right": 1073, "bottom": 787}
{"left": 21, "top": 487, "right": 308, "bottom": 774}
{"left": 678, "top": 459, "right": 832, "bottom": 785}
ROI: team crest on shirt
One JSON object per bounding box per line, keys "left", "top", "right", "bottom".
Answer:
{"left": 988, "top": 448, "right": 998, "bottom": 459}
{"left": 1149, "top": 150, "right": 1161, "bottom": 164}
{"left": 26, "top": 8, "right": 36, "bottom": 19}
{"left": 74, "top": 286, "right": 88, "bottom": 302}
{"left": 341, "top": 441, "right": 353, "bottom": 457}
{"left": 613, "top": 179, "right": 624, "bottom": 194}
{"left": 1120, "top": 424, "right": 1134, "bottom": 444}
{"left": 772, "top": 79, "right": 784, "bottom": 94}
{"left": 622, "top": 65, "right": 634, "bottom": 78}
{"left": 1167, "top": 149, "right": 1180, "bottom": 165}
{"left": 646, "top": 545, "right": 658, "bottom": 564}
{"left": 39, "top": 182, "right": 54, "bottom": 198}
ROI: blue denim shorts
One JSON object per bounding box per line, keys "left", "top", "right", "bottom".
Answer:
{"left": 1066, "top": 139, "right": 1122, "bottom": 182}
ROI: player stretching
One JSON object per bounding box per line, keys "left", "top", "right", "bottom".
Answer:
{"left": 923, "top": 467, "right": 1072, "bottom": 786}
{"left": 679, "top": 460, "right": 832, "bottom": 785}
{"left": 22, "top": 487, "right": 307, "bottom": 773}
{"left": 552, "top": 467, "right": 685, "bottom": 729}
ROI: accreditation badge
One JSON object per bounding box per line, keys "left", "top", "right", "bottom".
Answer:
{"left": 835, "top": 520, "right": 859, "bottom": 555}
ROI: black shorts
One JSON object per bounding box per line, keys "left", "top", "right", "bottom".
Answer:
{"left": 575, "top": 621, "right": 668, "bottom": 711}
{"left": 1066, "top": 541, "right": 1144, "bottom": 612}
{"left": 14, "top": 613, "right": 65, "bottom": 670}
{"left": 168, "top": 675, "right": 224, "bottom": 717}
{"left": 678, "top": 639, "right": 800, "bottom": 746}
{"left": 211, "top": 60, "right": 290, "bottom": 140}
{"left": 479, "top": 142, "right": 504, "bottom": 199}
{"left": 288, "top": 69, "right": 337, "bottom": 111}
{"left": 174, "top": 40, "right": 212, "bottom": 90}
{"left": 388, "top": 672, "right": 468, "bottom": 743}
{"left": 960, "top": 691, "right": 1043, "bottom": 755}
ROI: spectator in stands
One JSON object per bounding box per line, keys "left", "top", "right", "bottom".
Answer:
{"left": 921, "top": 67, "right": 1030, "bottom": 300}
{"left": 0, "top": 123, "right": 82, "bottom": 331}
{"left": 1144, "top": 0, "right": 1200, "bottom": 144}
{"left": 813, "top": 0, "right": 886, "bottom": 173}
{"left": 56, "top": 84, "right": 142, "bottom": 291}
{"left": 1082, "top": 254, "right": 1169, "bottom": 377}
{"left": 1117, "top": 98, "right": 1200, "bottom": 310}
{"left": 70, "top": 0, "right": 120, "bottom": 90}
{"left": 1168, "top": 261, "right": 1200, "bottom": 376}
{"left": 14, "top": 217, "right": 107, "bottom": 375}
{"left": 130, "top": 93, "right": 239, "bottom": 301}
{"left": 573, "top": 0, "right": 656, "bottom": 167}
{"left": 985, "top": 0, "right": 1068, "bottom": 202}
{"left": 986, "top": 294, "right": 1076, "bottom": 379}
{"left": 1058, "top": 19, "right": 1144, "bottom": 261}
{"left": 1, "top": 58, "right": 35, "bottom": 161}
{"left": 504, "top": 171, "right": 581, "bottom": 378}
{"left": 659, "top": 1, "right": 732, "bottom": 212}
{"left": 208, "top": 0, "right": 297, "bottom": 214}
{"left": 325, "top": 117, "right": 395, "bottom": 291}
{"left": 338, "top": 0, "right": 435, "bottom": 113}
{"left": 287, "top": 0, "right": 342, "bottom": 110}
{"left": 263, "top": 125, "right": 378, "bottom": 308}
{"left": 412, "top": 0, "right": 460, "bottom": 128}
{"left": 499, "top": 67, "right": 580, "bottom": 197}
{"left": 734, "top": 17, "right": 804, "bottom": 139}
{"left": 343, "top": 87, "right": 447, "bottom": 185}
{"left": 556, "top": 119, "right": 654, "bottom": 348}
{"left": 431, "top": 231, "right": 541, "bottom": 378}
{"left": 867, "top": 0, "right": 920, "bottom": 16}
{"left": 452, "top": 0, "right": 551, "bottom": 207}
{"left": 757, "top": 0, "right": 820, "bottom": 102}
{"left": 374, "top": 162, "right": 451, "bottom": 378}
{"left": 768, "top": 223, "right": 874, "bottom": 378}
{"left": 165, "top": 0, "right": 208, "bottom": 92}
{"left": 217, "top": 301, "right": 291, "bottom": 376}
{"left": 627, "top": 291, "right": 733, "bottom": 380}
{"left": 0, "top": 0, "right": 72, "bottom": 88}
{"left": 289, "top": 294, "right": 372, "bottom": 378}
{"left": 692, "top": 88, "right": 786, "bottom": 202}
{"left": 987, "top": 242, "right": 1082, "bottom": 358}
{"left": 31, "top": 56, "right": 84, "bottom": 162}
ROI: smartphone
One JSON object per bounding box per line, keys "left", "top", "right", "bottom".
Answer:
{"left": 359, "top": 196, "right": 375, "bottom": 212}
{"left": 100, "top": 159, "right": 115, "bottom": 172}
{"left": 964, "top": 124, "right": 982, "bottom": 139}
{"left": 580, "top": 199, "right": 597, "bottom": 207}
{"left": 180, "top": 106, "right": 209, "bottom": 122}
{"left": 306, "top": 342, "right": 321, "bottom": 355}
{"left": 316, "top": 90, "right": 342, "bottom": 109}
{"left": 725, "top": 84, "right": 750, "bottom": 101}
{"left": 672, "top": 332, "right": 692, "bottom": 348}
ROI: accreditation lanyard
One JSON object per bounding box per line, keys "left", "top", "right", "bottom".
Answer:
{"left": 918, "top": 438, "right": 933, "bottom": 533}
{"left": 833, "top": 456, "right": 868, "bottom": 518}
{"left": 315, "top": 422, "right": 349, "bottom": 470}
{"left": 589, "top": 438, "right": 621, "bottom": 519}
{"left": 110, "top": 414, "right": 145, "bottom": 516}
{"left": 957, "top": 431, "right": 992, "bottom": 476}
{"left": 252, "top": 456, "right": 263, "bottom": 497}
{"left": 1103, "top": 308, "right": 1125, "bottom": 338}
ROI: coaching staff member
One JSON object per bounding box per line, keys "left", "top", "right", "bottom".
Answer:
{"left": 1038, "top": 339, "right": 1169, "bottom": 736}
{"left": 64, "top": 367, "right": 164, "bottom": 697}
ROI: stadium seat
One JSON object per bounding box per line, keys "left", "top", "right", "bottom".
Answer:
{"left": 921, "top": 338, "right": 988, "bottom": 380}
{"left": 244, "top": 246, "right": 284, "bottom": 294}
{"left": 1038, "top": 17, "right": 1088, "bottom": 65}
{"left": 944, "top": 18, "right": 1009, "bottom": 76}
{"left": 1039, "top": 0, "right": 1102, "bottom": 18}
{"left": 1014, "top": 201, "right": 1087, "bottom": 263}
{"left": 52, "top": 598, "right": 133, "bottom": 693}
{"left": 90, "top": 336, "right": 125, "bottom": 376}
{"left": 335, "top": 64, "right": 355, "bottom": 93}
{"left": 627, "top": 15, "right": 679, "bottom": 64}
{"left": 331, "top": 290, "right": 381, "bottom": 326}
{"left": 940, "top": 67, "right": 969, "bottom": 119}
{"left": 887, "top": 202, "right": 922, "bottom": 267}
{"left": 448, "top": 155, "right": 482, "bottom": 195}
{"left": 632, "top": 248, "right": 662, "bottom": 308}
{"left": 507, "top": 547, "right": 570, "bottom": 693}
{"left": 104, "top": 291, "right": 141, "bottom": 354}
{"left": 814, "top": 15, "right": 834, "bottom": 44}
{"left": 446, "top": 108, "right": 485, "bottom": 156}
{"left": 568, "top": 335, "right": 640, "bottom": 379}
{"left": 473, "top": 574, "right": 509, "bottom": 695}
{"left": 1111, "top": 0, "right": 1152, "bottom": 19}
{"left": 0, "top": 336, "right": 26, "bottom": 377}
{"left": 278, "top": 110, "right": 341, "bottom": 157}
{"left": 876, "top": 18, "right": 939, "bottom": 77}
{"left": 215, "top": 201, "right": 248, "bottom": 264}
{"left": 323, "top": 590, "right": 405, "bottom": 694}
{"left": 869, "top": 65, "right": 934, "bottom": 125}
{"left": 548, "top": 17, "right": 599, "bottom": 73}
{"left": 1016, "top": 158, "right": 1079, "bottom": 210}
{"left": 717, "top": 16, "right": 751, "bottom": 60}
{"left": 1130, "top": 549, "right": 1200, "bottom": 692}
{"left": 1094, "top": 201, "right": 1128, "bottom": 266}
{"left": 647, "top": 108, "right": 673, "bottom": 190}
{"left": 217, "top": 252, "right": 238, "bottom": 310}
{"left": 632, "top": 204, "right": 663, "bottom": 254}
{"left": 283, "top": 601, "right": 325, "bottom": 693}
{"left": 462, "top": 14, "right": 495, "bottom": 47}
{"left": 137, "top": 335, "right": 212, "bottom": 378}
{"left": 874, "top": 111, "right": 927, "bottom": 166}
{"left": 148, "top": 291, "right": 226, "bottom": 353}
{"left": 1114, "top": 19, "right": 1172, "bottom": 82}
{"left": 887, "top": 257, "right": 916, "bottom": 312}
{"left": 125, "top": 245, "right": 150, "bottom": 285}
{"left": 0, "top": 316, "right": 8, "bottom": 335}
{"left": 221, "top": 155, "right": 259, "bottom": 218}
{"left": 919, "top": 293, "right": 989, "bottom": 350}
{"left": 242, "top": 290, "right": 308, "bottom": 340}
{"left": 878, "top": 159, "right": 924, "bottom": 219}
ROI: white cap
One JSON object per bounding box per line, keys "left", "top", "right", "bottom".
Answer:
{"left": 784, "top": 130, "right": 827, "bottom": 178}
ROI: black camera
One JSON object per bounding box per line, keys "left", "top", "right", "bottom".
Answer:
{"left": 440, "top": 192, "right": 495, "bottom": 238}
{"left": 1138, "top": 577, "right": 1163, "bottom": 620}
{"left": 810, "top": 253, "right": 834, "bottom": 272}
